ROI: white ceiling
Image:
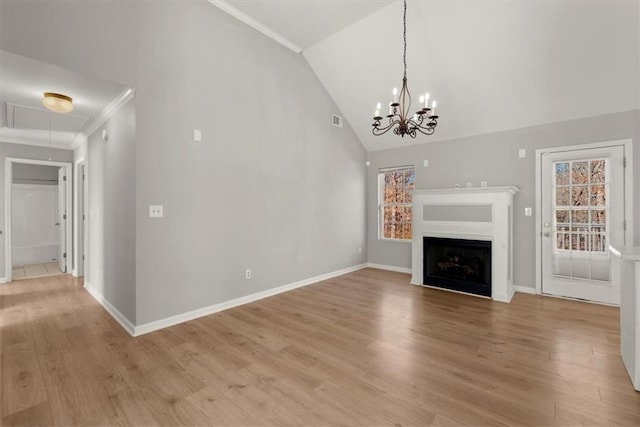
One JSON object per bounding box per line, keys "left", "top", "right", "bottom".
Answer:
{"left": 216, "top": 0, "right": 639, "bottom": 152}
{"left": 0, "top": 50, "right": 128, "bottom": 148}
{"left": 222, "top": 0, "right": 394, "bottom": 50}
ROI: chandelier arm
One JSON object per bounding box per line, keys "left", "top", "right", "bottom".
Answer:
{"left": 372, "top": 119, "right": 401, "bottom": 136}
{"left": 413, "top": 119, "right": 438, "bottom": 135}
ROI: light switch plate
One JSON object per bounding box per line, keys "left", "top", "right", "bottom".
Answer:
{"left": 519, "top": 148, "right": 527, "bottom": 158}
{"left": 149, "top": 205, "right": 163, "bottom": 218}
{"left": 423, "top": 159, "right": 429, "bottom": 167}
{"left": 524, "top": 207, "right": 532, "bottom": 216}
{"left": 194, "top": 129, "right": 202, "bottom": 142}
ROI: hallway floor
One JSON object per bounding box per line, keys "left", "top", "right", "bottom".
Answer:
{"left": 12, "top": 262, "right": 63, "bottom": 280}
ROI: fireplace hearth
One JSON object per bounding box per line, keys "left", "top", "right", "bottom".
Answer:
{"left": 423, "top": 237, "right": 491, "bottom": 297}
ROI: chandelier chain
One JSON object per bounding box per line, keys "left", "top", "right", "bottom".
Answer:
{"left": 403, "top": 0, "right": 407, "bottom": 80}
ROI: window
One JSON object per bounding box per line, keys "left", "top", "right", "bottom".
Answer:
{"left": 378, "top": 166, "right": 415, "bottom": 240}
{"left": 553, "top": 158, "right": 609, "bottom": 254}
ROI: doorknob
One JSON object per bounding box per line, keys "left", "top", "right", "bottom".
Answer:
{"left": 544, "top": 232, "right": 551, "bottom": 237}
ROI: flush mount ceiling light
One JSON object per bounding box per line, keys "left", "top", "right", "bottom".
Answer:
{"left": 43, "top": 92, "right": 73, "bottom": 113}
{"left": 372, "top": 0, "right": 439, "bottom": 138}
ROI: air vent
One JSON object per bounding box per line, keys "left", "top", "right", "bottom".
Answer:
{"left": 331, "top": 114, "right": 343, "bottom": 128}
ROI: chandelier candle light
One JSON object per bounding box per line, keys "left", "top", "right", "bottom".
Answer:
{"left": 372, "top": 0, "right": 439, "bottom": 138}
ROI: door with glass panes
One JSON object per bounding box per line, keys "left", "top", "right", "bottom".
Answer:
{"left": 541, "top": 145, "right": 625, "bottom": 304}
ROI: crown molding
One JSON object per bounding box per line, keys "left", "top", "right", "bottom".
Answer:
{"left": 74, "top": 87, "right": 134, "bottom": 149}
{"left": 0, "top": 127, "right": 75, "bottom": 149}
{"left": 207, "top": 0, "right": 303, "bottom": 54}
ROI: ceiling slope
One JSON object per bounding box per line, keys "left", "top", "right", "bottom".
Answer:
{"left": 221, "top": 0, "right": 394, "bottom": 50}
{"left": 304, "top": 1, "right": 640, "bottom": 151}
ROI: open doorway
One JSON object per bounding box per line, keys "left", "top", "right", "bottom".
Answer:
{"left": 5, "top": 158, "right": 73, "bottom": 282}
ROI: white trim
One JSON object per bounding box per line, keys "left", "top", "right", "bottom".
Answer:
{"left": 84, "top": 281, "right": 136, "bottom": 336}
{"left": 133, "top": 263, "right": 367, "bottom": 336}
{"left": 72, "top": 157, "right": 85, "bottom": 277}
{"left": 535, "top": 139, "right": 634, "bottom": 295}
{"left": 514, "top": 285, "right": 537, "bottom": 295}
{"left": 5, "top": 157, "right": 72, "bottom": 283}
{"left": 366, "top": 263, "right": 412, "bottom": 274}
{"left": 0, "top": 127, "right": 75, "bottom": 149}
{"left": 0, "top": 277, "right": 6, "bottom": 284}
{"left": 73, "top": 87, "right": 134, "bottom": 149}
{"left": 207, "top": 1, "right": 303, "bottom": 54}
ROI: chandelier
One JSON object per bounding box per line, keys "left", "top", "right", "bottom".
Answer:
{"left": 372, "top": 0, "right": 439, "bottom": 138}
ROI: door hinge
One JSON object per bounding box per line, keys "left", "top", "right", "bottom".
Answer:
{"left": 63, "top": 252, "right": 67, "bottom": 258}
{"left": 63, "top": 214, "right": 67, "bottom": 220}
{"left": 623, "top": 157, "right": 627, "bottom": 168}
{"left": 624, "top": 220, "right": 627, "bottom": 231}
{"left": 63, "top": 175, "right": 67, "bottom": 181}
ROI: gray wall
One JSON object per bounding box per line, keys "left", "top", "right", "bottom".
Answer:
{"left": 0, "top": 142, "right": 73, "bottom": 278}
{"left": 367, "top": 110, "right": 640, "bottom": 289}
{"left": 1, "top": 2, "right": 367, "bottom": 325}
{"left": 12, "top": 163, "right": 59, "bottom": 184}
{"left": 86, "top": 99, "right": 136, "bottom": 323}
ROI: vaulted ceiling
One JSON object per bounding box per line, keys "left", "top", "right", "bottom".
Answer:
{"left": 2, "top": 1, "right": 638, "bottom": 152}
{"left": 215, "top": 0, "right": 640, "bottom": 151}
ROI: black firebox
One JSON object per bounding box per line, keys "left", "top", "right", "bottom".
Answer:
{"left": 423, "top": 237, "right": 491, "bottom": 297}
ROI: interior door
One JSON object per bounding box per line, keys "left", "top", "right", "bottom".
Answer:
{"left": 541, "top": 146, "right": 625, "bottom": 304}
{"left": 58, "top": 167, "right": 66, "bottom": 273}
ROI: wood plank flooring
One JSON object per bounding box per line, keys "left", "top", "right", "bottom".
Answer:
{"left": 2, "top": 268, "right": 639, "bottom": 426}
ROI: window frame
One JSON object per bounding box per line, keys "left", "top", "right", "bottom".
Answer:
{"left": 551, "top": 157, "right": 611, "bottom": 257}
{"left": 377, "top": 165, "right": 415, "bottom": 242}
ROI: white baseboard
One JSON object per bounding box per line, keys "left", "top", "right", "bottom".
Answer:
{"left": 133, "top": 263, "right": 367, "bottom": 336}
{"left": 0, "top": 277, "right": 6, "bottom": 284}
{"left": 514, "top": 285, "right": 537, "bottom": 295}
{"left": 84, "top": 281, "right": 136, "bottom": 336}
{"left": 366, "top": 263, "right": 412, "bottom": 274}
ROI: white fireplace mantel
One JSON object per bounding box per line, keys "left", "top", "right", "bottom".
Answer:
{"left": 411, "top": 186, "right": 519, "bottom": 302}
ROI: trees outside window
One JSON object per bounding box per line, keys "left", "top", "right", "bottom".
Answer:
{"left": 379, "top": 166, "right": 415, "bottom": 240}
{"left": 553, "top": 159, "right": 608, "bottom": 253}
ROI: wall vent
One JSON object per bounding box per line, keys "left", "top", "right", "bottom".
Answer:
{"left": 331, "top": 114, "right": 343, "bottom": 128}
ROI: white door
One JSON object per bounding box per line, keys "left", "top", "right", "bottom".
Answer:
{"left": 58, "top": 168, "right": 67, "bottom": 273}
{"left": 541, "top": 146, "right": 625, "bottom": 304}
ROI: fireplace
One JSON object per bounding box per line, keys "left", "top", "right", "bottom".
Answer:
{"left": 423, "top": 237, "right": 491, "bottom": 297}
{"left": 411, "top": 186, "right": 518, "bottom": 302}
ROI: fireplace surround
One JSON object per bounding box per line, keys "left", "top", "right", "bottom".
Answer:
{"left": 411, "top": 186, "right": 518, "bottom": 302}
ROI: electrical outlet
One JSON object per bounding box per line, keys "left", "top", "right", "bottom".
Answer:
{"left": 245, "top": 269, "right": 252, "bottom": 279}
{"left": 149, "top": 205, "right": 163, "bottom": 218}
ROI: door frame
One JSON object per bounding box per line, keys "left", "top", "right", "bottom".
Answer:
{"left": 73, "top": 157, "right": 87, "bottom": 277}
{"left": 4, "top": 157, "right": 73, "bottom": 283}
{"left": 535, "top": 139, "right": 634, "bottom": 296}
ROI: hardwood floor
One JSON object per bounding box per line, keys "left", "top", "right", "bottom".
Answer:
{"left": 2, "top": 268, "right": 639, "bottom": 426}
